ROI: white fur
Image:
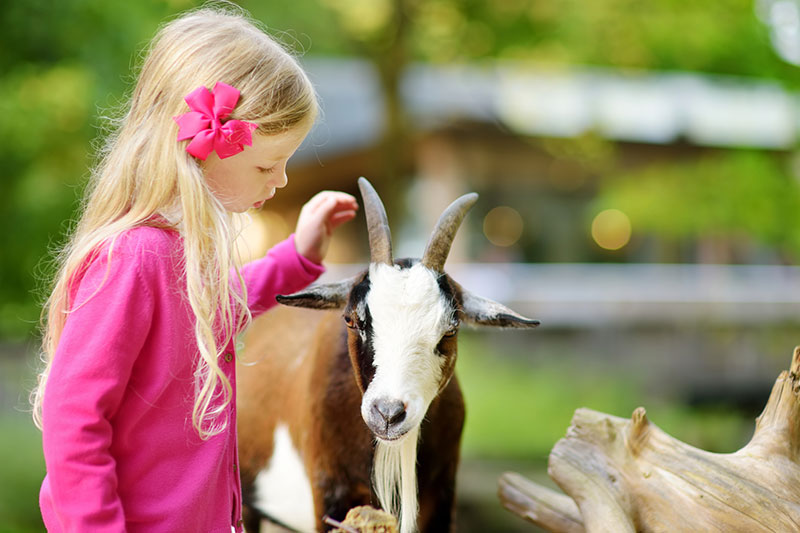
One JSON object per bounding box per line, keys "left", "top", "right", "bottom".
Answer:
{"left": 362, "top": 263, "right": 452, "bottom": 433}
{"left": 253, "top": 424, "right": 315, "bottom": 533}
{"left": 363, "top": 262, "right": 455, "bottom": 533}
{"left": 374, "top": 427, "right": 420, "bottom": 533}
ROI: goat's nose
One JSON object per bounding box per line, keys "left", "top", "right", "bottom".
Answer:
{"left": 372, "top": 398, "right": 406, "bottom": 426}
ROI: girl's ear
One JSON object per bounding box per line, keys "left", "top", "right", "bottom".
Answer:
{"left": 276, "top": 276, "right": 358, "bottom": 310}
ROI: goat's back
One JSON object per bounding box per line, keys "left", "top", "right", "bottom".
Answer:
{"left": 238, "top": 304, "right": 335, "bottom": 472}
{"left": 236, "top": 304, "right": 373, "bottom": 530}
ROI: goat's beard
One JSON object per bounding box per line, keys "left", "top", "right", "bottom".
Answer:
{"left": 373, "top": 426, "right": 420, "bottom": 533}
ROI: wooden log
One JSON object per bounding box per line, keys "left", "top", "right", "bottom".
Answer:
{"left": 325, "top": 506, "right": 398, "bottom": 533}
{"left": 497, "top": 472, "right": 584, "bottom": 533}
{"left": 499, "top": 347, "right": 800, "bottom": 532}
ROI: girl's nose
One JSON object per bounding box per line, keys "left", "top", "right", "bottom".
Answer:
{"left": 271, "top": 164, "right": 288, "bottom": 189}
{"left": 275, "top": 171, "right": 288, "bottom": 188}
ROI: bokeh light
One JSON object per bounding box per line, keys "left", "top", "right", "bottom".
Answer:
{"left": 591, "top": 208, "right": 632, "bottom": 250}
{"left": 483, "top": 206, "right": 524, "bottom": 247}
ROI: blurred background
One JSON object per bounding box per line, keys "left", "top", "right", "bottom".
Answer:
{"left": 2, "top": 0, "right": 800, "bottom": 531}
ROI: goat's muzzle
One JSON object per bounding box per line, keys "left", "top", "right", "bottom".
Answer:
{"left": 366, "top": 397, "right": 409, "bottom": 441}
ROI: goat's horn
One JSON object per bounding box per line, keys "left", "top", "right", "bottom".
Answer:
{"left": 422, "top": 192, "right": 479, "bottom": 272}
{"left": 358, "top": 177, "right": 393, "bottom": 266}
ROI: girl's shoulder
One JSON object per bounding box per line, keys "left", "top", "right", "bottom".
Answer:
{"left": 68, "top": 225, "right": 182, "bottom": 310}
{"left": 115, "top": 224, "right": 181, "bottom": 257}
{"left": 112, "top": 225, "right": 184, "bottom": 280}
{"left": 76, "top": 225, "right": 182, "bottom": 285}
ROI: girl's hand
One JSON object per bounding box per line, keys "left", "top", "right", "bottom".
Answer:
{"left": 295, "top": 191, "right": 359, "bottom": 264}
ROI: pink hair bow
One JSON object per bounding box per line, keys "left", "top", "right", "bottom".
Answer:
{"left": 174, "top": 82, "right": 258, "bottom": 160}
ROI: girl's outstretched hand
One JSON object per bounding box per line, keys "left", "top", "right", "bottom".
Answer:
{"left": 294, "top": 191, "right": 359, "bottom": 264}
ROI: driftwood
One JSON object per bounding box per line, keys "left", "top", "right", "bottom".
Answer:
{"left": 499, "top": 347, "right": 800, "bottom": 532}
{"left": 325, "top": 506, "right": 398, "bottom": 533}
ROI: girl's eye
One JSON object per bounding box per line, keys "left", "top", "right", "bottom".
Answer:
{"left": 258, "top": 166, "right": 276, "bottom": 174}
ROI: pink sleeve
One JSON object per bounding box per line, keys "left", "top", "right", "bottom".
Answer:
{"left": 239, "top": 234, "right": 325, "bottom": 317}
{"left": 41, "top": 245, "right": 154, "bottom": 531}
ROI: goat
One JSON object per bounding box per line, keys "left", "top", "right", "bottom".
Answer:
{"left": 237, "top": 178, "right": 539, "bottom": 533}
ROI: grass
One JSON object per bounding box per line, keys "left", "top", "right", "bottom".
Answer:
{"left": 456, "top": 331, "right": 754, "bottom": 460}
{"left": 0, "top": 347, "right": 46, "bottom": 533}
{"left": 0, "top": 334, "right": 758, "bottom": 532}
{"left": 0, "top": 414, "right": 45, "bottom": 533}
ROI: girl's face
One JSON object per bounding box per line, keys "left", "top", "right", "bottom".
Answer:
{"left": 202, "top": 125, "right": 309, "bottom": 213}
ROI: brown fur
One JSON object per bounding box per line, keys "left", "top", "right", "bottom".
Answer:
{"left": 237, "top": 303, "right": 465, "bottom": 532}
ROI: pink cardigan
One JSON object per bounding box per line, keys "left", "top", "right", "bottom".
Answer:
{"left": 40, "top": 226, "right": 324, "bottom": 532}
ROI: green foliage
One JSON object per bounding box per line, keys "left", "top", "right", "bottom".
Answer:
{"left": 0, "top": 63, "right": 93, "bottom": 339}
{"left": 2, "top": 0, "right": 798, "bottom": 339}
{"left": 1, "top": 5, "right": 792, "bottom": 530}
{"left": 405, "top": 0, "right": 796, "bottom": 83}
{"left": 0, "top": 0, "right": 180, "bottom": 340}
{"left": 594, "top": 151, "right": 800, "bottom": 260}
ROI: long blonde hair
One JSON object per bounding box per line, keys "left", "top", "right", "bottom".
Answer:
{"left": 32, "top": 5, "right": 318, "bottom": 438}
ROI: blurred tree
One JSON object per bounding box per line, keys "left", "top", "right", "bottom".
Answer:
{"left": 2, "top": 0, "right": 798, "bottom": 339}
{"left": 300, "top": 0, "right": 419, "bottom": 210}
{"left": 272, "top": 0, "right": 799, "bottom": 265}
{"left": 594, "top": 151, "right": 800, "bottom": 263}
{"left": 402, "top": 0, "right": 797, "bottom": 84}
{"left": 0, "top": 0, "right": 179, "bottom": 339}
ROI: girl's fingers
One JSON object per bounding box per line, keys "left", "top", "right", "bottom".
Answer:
{"left": 294, "top": 191, "right": 358, "bottom": 263}
{"left": 296, "top": 191, "right": 358, "bottom": 240}
{"left": 306, "top": 191, "right": 358, "bottom": 214}
{"left": 328, "top": 210, "right": 357, "bottom": 230}
{"left": 313, "top": 194, "right": 358, "bottom": 224}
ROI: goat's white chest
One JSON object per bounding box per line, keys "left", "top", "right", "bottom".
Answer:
{"left": 252, "top": 424, "right": 315, "bottom": 532}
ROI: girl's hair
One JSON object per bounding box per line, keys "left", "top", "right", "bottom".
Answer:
{"left": 32, "top": 4, "right": 318, "bottom": 439}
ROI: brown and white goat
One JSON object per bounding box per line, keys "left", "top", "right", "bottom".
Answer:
{"left": 237, "top": 178, "right": 539, "bottom": 533}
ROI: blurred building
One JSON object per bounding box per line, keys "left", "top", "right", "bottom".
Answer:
{"left": 246, "top": 58, "right": 800, "bottom": 350}
{"left": 265, "top": 58, "right": 799, "bottom": 262}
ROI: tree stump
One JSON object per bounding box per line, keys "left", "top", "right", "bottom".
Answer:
{"left": 498, "top": 347, "right": 800, "bottom": 532}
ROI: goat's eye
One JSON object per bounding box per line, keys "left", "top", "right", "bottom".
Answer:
{"left": 343, "top": 315, "right": 357, "bottom": 329}
{"left": 443, "top": 324, "right": 459, "bottom": 337}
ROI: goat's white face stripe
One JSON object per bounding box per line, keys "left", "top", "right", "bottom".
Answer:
{"left": 361, "top": 262, "right": 453, "bottom": 438}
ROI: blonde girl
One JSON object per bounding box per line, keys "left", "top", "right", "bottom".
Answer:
{"left": 33, "top": 6, "right": 358, "bottom": 532}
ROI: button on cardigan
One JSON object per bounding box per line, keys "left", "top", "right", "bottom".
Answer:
{"left": 40, "top": 226, "right": 324, "bottom": 532}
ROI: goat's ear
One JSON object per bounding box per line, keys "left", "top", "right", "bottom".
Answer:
{"left": 461, "top": 290, "right": 540, "bottom": 329}
{"left": 276, "top": 277, "right": 357, "bottom": 310}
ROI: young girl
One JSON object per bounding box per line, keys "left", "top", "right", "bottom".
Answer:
{"left": 32, "top": 6, "right": 358, "bottom": 532}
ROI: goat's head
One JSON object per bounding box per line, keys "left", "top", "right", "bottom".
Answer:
{"left": 277, "top": 178, "right": 539, "bottom": 443}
